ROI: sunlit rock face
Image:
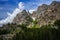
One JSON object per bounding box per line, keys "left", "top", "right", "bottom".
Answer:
{"left": 29, "top": 1, "right": 60, "bottom": 26}
{"left": 13, "top": 10, "right": 33, "bottom": 25}
{"left": 13, "top": 1, "right": 60, "bottom": 26}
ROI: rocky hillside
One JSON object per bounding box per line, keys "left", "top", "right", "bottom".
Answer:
{"left": 30, "top": 1, "right": 60, "bottom": 26}
{"left": 13, "top": 1, "right": 60, "bottom": 27}
{"left": 13, "top": 10, "right": 33, "bottom": 25}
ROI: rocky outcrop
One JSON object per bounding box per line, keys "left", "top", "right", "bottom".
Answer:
{"left": 30, "top": 1, "right": 60, "bottom": 26}
{"left": 13, "top": 10, "right": 33, "bottom": 25}
{"left": 13, "top": 1, "right": 60, "bottom": 26}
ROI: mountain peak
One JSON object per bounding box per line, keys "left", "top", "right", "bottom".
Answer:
{"left": 37, "top": 4, "right": 48, "bottom": 13}
{"left": 21, "top": 10, "right": 27, "bottom": 13}
{"left": 13, "top": 1, "right": 60, "bottom": 26}
{"left": 51, "top": 1, "right": 60, "bottom": 6}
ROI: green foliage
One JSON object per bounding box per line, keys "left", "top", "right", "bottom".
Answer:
{"left": 0, "top": 29, "right": 10, "bottom": 35}
{"left": 54, "top": 20, "right": 60, "bottom": 29}
{"left": 0, "top": 20, "right": 60, "bottom": 40}
{"left": 13, "top": 23, "right": 60, "bottom": 40}
{"left": 13, "top": 28, "right": 59, "bottom": 40}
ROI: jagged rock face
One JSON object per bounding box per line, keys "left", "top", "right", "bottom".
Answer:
{"left": 13, "top": 10, "right": 33, "bottom": 25}
{"left": 30, "top": 4, "right": 49, "bottom": 20}
{"left": 37, "top": 4, "right": 48, "bottom": 13}
{"left": 31, "top": 1, "right": 60, "bottom": 26}
{"left": 13, "top": 1, "right": 60, "bottom": 26}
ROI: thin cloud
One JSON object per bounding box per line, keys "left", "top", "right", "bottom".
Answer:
{"left": 18, "top": 2, "right": 25, "bottom": 10}
{"left": 0, "top": 2, "right": 24, "bottom": 25}
{"left": 29, "top": 9, "right": 36, "bottom": 14}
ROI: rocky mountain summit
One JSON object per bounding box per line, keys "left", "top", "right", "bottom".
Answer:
{"left": 13, "top": 1, "right": 60, "bottom": 27}
{"left": 30, "top": 1, "right": 60, "bottom": 26}
{"left": 13, "top": 10, "right": 33, "bottom": 25}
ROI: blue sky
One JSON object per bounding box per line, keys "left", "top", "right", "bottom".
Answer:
{"left": 0, "top": 0, "right": 60, "bottom": 20}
